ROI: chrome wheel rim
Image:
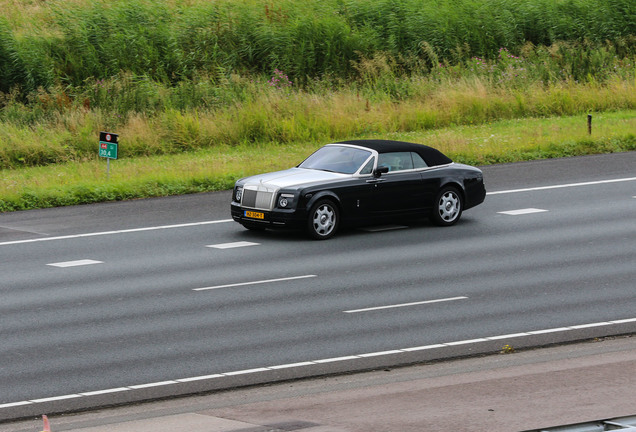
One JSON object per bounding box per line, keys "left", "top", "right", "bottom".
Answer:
{"left": 438, "top": 191, "right": 460, "bottom": 222}
{"left": 312, "top": 204, "right": 336, "bottom": 237}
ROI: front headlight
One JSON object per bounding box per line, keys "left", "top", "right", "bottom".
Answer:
{"left": 234, "top": 186, "right": 243, "bottom": 202}
{"left": 277, "top": 193, "right": 295, "bottom": 209}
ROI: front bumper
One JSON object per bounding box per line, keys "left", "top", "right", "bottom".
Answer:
{"left": 231, "top": 203, "right": 307, "bottom": 229}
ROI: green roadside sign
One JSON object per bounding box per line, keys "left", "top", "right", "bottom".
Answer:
{"left": 99, "top": 131, "right": 119, "bottom": 159}
{"left": 99, "top": 141, "right": 118, "bottom": 159}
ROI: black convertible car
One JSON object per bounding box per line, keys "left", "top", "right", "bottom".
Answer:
{"left": 231, "top": 139, "right": 486, "bottom": 239}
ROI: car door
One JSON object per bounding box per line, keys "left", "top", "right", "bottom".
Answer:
{"left": 325, "top": 156, "right": 413, "bottom": 222}
{"left": 325, "top": 157, "right": 380, "bottom": 222}
{"left": 369, "top": 152, "right": 427, "bottom": 216}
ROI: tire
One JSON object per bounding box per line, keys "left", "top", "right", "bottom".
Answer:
{"left": 430, "top": 186, "right": 463, "bottom": 226}
{"left": 307, "top": 199, "right": 339, "bottom": 240}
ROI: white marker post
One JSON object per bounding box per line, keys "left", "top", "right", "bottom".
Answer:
{"left": 99, "top": 131, "right": 119, "bottom": 179}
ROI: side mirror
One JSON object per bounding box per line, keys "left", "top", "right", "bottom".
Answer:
{"left": 373, "top": 166, "right": 389, "bottom": 178}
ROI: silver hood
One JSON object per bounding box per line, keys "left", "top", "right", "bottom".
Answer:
{"left": 241, "top": 168, "right": 348, "bottom": 189}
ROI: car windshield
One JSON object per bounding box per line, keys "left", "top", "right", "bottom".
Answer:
{"left": 298, "top": 146, "right": 372, "bottom": 174}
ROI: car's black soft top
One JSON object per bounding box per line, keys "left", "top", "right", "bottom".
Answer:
{"left": 336, "top": 139, "right": 453, "bottom": 167}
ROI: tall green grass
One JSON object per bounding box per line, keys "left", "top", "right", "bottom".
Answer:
{"left": 1, "top": 76, "right": 634, "bottom": 170}
{"left": 0, "top": 0, "right": 634, "bottom": 93}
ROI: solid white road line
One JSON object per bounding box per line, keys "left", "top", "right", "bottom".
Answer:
{"left": 0, "top": 219, "right": 233, "bottom": 246}
{"left": 129, "top": 381, "right": 178, "bottom": 389}
{"left": 359, "top": 350, "right": 404, "bottom": 357}
{"left": 80, "top": 388, "right": 130, "bottom": 396}
{"left": 29, "top": 394, "right": 82, "bottom": 403}
{"left": 267, "top": 362, "right": 316, "bottom": 370}
{"left": 344, "top": 296, "right": 468, "bottom": 313}
{"left": 498, "top": 208, "right": 548, "bottom": 216}
{"left": 47, "top": 259, "right": 103, "bottom": 268}
{"left": 176, "top": 374, "right": 224, "bottom": 383}
{"left": 314, "top": 356, "right": 360, "bottom": 363}
{"left": 0, "top": 401, "right": 32, "bottom": 408}
{"left": 193, "top": 274, "right": 317, "bottom": 291}
{"left": 487, "top": 176, "right": 636, "bottom": 195}
{"left": 223, "top": 368, "right": 271, "bottom": 376}
{"left": 4, "top": 317, "right": 635, "bottom": 411}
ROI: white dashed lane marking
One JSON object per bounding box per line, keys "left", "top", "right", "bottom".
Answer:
{"left": 344, "top": 296, "right": 468, "bottom": 313}
{"left": 47, "top": 259, "right": 104, "bottom": 268}
{"left": 206, "top": 241, "right": 260, "bottom": 249}
{"left": 498, "top": 208, "right": 548, "bottom": 216}
{"left": 193, "top": 275, "right": 317, "bottom": 291}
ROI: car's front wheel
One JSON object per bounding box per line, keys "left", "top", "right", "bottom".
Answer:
{"left": 307, "top": 199, "right": 339, "bottom": 240}
{"left": 430, "top": 186, "right": 463, "bottom": 226}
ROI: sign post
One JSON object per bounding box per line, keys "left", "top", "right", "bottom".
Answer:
{"left": 99, "top": 131, "right": 119, "bottom": 179}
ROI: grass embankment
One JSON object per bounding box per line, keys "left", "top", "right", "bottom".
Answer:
{"left": 1, "top": 107, "right": 633, "bottom": 212}
{"left": 0, "top": 0, "right": 634, "bottom": 211}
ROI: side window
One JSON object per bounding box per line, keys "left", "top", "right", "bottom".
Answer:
{"left": 411, "top": 152, "right": 428, "bottom": 169}
{"left": 377, "top": 152, "right": 414, "bottom": 172}
{"left": 359, "top": 157, "right": 375, "bottom": 175}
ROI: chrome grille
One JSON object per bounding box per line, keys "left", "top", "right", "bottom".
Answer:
{"left": 242, "top": 189, "right": 258, "bottom": 207}
{"left": 242, "top": 188, "right": 274, "bottom": 210}
{"left": 255, "top": 191, "right": 273, "bottom": 209}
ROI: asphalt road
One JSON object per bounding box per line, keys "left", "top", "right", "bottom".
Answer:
{"left": 2, "top": 335, "right": 635, "bottom": 432}
{"left": 0, "top": 152, "right": 635, "bottom": 420}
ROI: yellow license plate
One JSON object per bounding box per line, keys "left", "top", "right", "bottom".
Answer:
{"left": 244, "top": 210, "right": 264, "bottom": 219}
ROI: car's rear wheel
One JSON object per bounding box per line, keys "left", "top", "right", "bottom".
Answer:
{"left": 430, "top": 186, "right": 463, "bottom": 226}
{"left": 307, "top": 199, "right": 339, "bottom": 240}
